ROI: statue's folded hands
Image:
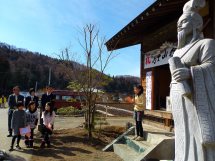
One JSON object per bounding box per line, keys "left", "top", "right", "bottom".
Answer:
{"left": 172, "top": 68, "right": 191, "bottom": 81}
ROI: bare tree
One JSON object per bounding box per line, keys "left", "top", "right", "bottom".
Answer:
{"left": 60, "top": 24, "right": 117, "bottom": 139}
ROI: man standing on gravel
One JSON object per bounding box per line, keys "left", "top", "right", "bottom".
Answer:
{"left": 7, "top": 86, "right": 24, "bottom": 137}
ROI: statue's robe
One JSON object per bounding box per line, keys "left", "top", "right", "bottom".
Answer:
{"left": 170, "top": 38, "right": 215, "bottom": 161}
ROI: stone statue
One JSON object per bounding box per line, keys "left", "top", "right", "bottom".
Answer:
{"left": 168, "top": 0, "right": 215, "bottom": 160}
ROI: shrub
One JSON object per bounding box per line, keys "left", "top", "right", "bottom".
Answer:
{"left": 56, "top": 106, "right": 85, "bottom": 116}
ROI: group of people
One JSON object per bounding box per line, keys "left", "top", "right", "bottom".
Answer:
{"left": 6, "top": 84, "right": 144, "bottom": 151}
{"left": 7, "top": 85, "right": 56, "bottom": 151}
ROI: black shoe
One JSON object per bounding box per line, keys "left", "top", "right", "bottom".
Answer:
{"left": 24, "top": 140, "right": 29, "bottom": 146}
{"left": 40, "top": 142, "right": 45, "bottom": 148}
{"left": 15, "top": 145, "right": 21, "bottom": 150}
{"left": 7, "top": 134, "right": 12, "bottom": 137}
{"left": 47, "top": 142, "right": 51, "bottom": 148}
{"left": 29, "top": 140, "right": 34, "bottom": 148}
{"left": 9, "top": 147, "right": 14, "bottom": 151}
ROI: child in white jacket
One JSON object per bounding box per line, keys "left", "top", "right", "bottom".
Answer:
{"left": 40, "top": 102, "right": 55, "bottom": 148}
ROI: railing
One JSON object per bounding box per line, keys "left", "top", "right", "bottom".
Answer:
{"left": 95, "top": 102, "right": 174, "bottom": 131}
{"left": 144, "top": 110, "right": 174, "bottom": 132}
{"left": 95, "top": 103, "right": 133, "bottom": 117}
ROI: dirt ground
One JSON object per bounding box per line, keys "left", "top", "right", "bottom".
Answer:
{"left": 28, "top": 126, "right": 124, "bottom": 161}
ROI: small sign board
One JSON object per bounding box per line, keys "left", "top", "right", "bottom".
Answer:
{"left": 144, "top": 47, "right": 176, "bottom": 69}
{"left": 146, "top": 71, "right": 152, "bottom": 110}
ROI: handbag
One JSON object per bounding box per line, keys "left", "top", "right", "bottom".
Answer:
{"left": 38, "top": 124, "right": 45, "bottom": 133}
{"left": 19, "top": 126, "right": 31, "bottom": 136}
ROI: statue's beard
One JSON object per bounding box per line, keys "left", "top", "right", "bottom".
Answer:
{"left": 177, "top": 30, "right": 187, "bottom": 49}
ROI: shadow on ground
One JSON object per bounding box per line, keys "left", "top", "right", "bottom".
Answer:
{"left": 17, "top": 135, "right": 93, "bottom": 159}
{"left": 6, "top": 127, "right": 124, "bottom": 161}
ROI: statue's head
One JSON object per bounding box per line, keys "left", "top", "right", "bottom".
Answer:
{"left": 177, "top": 0, "right": 204, "bottom": 49}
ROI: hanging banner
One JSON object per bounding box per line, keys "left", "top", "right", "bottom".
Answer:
{"left": 144, "top": 47, "right": 176, "bottom": 69}
{"left": 146, "top": 71, "right": 152, "bottom": 110}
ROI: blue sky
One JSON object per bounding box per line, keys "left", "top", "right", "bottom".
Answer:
{"left": 0, "top": 0, "right": 155, "bottom": 77}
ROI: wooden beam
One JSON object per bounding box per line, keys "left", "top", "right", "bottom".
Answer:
{"left": 140, "top": 43, "right": 147, "bottom": 110}
{"left": 159, "top": 1, "right": 186, "bottom": 7}
{"left": 151, "top": 68, "right": 155, "bottom": 110}
{"left": 143, "top": 7, "right": 182, "bottom": 17}
{"left": 140, "top": 43, "right": 144, "bottom": 83}
{"left": 208, "top": 0, "right": 215, "bottom": 38}
{"left": 144, "top": 110, "right": 173, "bottom": 119}
{"left": 143, "top": 119, "right": 173, "bottom": 132}
{"left": 212, "top": 0, "right": 215, "bottom": 38}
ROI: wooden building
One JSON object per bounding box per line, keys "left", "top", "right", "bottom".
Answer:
{"left": 106, "top": 0, "right": 215, "bottom": 131}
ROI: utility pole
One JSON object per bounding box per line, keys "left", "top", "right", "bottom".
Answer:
{"left": 48, "top": 68, "right": 51, "bottom": 86}
{"left": 35, "top": 81, "right": 38, "bottom": 92}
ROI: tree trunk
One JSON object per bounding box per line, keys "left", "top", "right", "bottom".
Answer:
{"left": 91, "top": 104, "right": 96, "bottom": 130}
{"left": 84, "top": 108, "right": 88, "bottom": 129}
{"left": 88, "top": 98, "right": 92, "bottom": 139}
{"left": 88, "top": 116, "right": 92, "bottom": 138}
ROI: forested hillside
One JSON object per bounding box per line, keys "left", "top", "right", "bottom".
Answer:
{"left": 104, "top": 75, "right": 140, "bottom": 94}
{"left": 0, "top": 42, "right": 77, "bottom": 94}
{"left": 0, "top": 42, "right": 140, "bottom": 95}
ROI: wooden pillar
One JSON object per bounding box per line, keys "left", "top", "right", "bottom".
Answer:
{"left": 140, "top": 43, "right": 144, "bottom": 85}
{"left": 141, "top": 43, "right": 147, "bottom": 110}
{"left": 209, "top": 0, "right": 215, "bottom": 38}
{"left": 213, "top": 0, "right": 215, "bottom": 38}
